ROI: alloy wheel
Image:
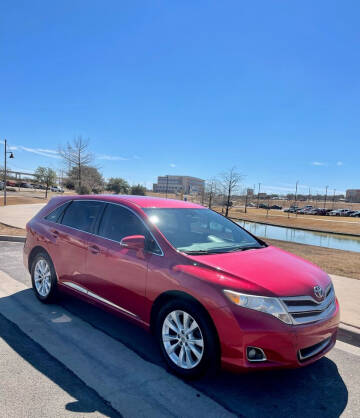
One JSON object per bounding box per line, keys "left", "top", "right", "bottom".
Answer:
{"left": 34, "top": 259, "right": 52, "bottom": 297}
{"left": 162, "top": 310, "right": 204, "bottom": 369}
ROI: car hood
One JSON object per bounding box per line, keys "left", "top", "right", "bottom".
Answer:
{"left": 186, "top": 245, "right": 331, "bottom": 297}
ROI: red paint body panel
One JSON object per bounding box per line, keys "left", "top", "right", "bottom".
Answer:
{"left": 24, "top": 195, "right": 340, "bottom": 372}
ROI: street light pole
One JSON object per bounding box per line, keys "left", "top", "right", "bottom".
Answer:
{"left": 257, "top": 183, "right": 261, "bottom": 208}
{"left": 332, "top": 189, "right": 336, "bottom": 209}
{"left": 294, "top": 180, "right": 299, "bottom": 217}
{"left": 3, "top": 139, "right": 15, "bottom": 206}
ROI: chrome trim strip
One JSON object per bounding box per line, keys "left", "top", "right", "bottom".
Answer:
{"left": 291, "top": 301, "right": 336, "bottom": 325}
{"left": 281, "top": 284, "right": 333, "bottom": 305}
{"left": 281, "top": 284, "right": 335, "bottom": 325}
{"left": 62, "top": 281, "right": 138, "bottom": 318}
{"left": 298, "top": 337, "right": 331, "bottom": 361}
{"left": 43, "top": 199, "right": 164, "bottom": 256}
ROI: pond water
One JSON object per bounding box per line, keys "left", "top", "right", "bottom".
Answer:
{"left": 238, "top": 220, "right": 360, "bottom": 253}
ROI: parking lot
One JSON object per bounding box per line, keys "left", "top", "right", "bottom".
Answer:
{"left": 1, "top": 241, "right": 360, "bottom": 417}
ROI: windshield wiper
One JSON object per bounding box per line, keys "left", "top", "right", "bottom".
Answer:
{"left": 221, "top": 245, "right": 265, "bottom": 253}
{"left": 182, "top": 249, "right": 214, "bottom": 255}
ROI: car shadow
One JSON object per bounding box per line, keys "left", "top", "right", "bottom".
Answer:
{"left": 0, "top": 289, "right": 348, "bottom": 417}
{"left": 59, "top": 293, "right": 348, "bottom": 417}
{"left": 0, "top": 308, "right": 119, "bottom": 417}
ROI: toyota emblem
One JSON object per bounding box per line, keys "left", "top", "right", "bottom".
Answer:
{"left": 314, "top": 285, "right": 324, "bottom": 300}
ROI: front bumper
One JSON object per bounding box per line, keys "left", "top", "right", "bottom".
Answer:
{"left": 211, "top": 298, "right": 340, "bottom": 371}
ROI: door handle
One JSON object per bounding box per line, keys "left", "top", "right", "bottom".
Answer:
{"left": 88, "top": 245, "right": 101, "bottom": 254}
{"left": 51, "top": 229, "right": 60, "bottom": 239}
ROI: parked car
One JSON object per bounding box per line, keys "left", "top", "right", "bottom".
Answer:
{"left": 24, "top": 196, "right": 339, "bottom": 378}
{"left": 270, "top": 205, "right": 282, "bottom": 210}
{"left": 283, "top": 206, "right": 299, "bottom": 213}
{"left": 20, "top": 182, "right": 32, "bottom": 188}
{"left": 51, "top": 186, "right": 64, "bottom": 193}
{"left": 259, "top": 203, "right": 270, "bottom": 209}
{"left": 0, "top": 181, "right": 4, "bottom": 190}
{"left": 350, "top": 211, "right": 360, "bottom": 217}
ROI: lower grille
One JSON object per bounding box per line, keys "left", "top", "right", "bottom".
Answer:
{"left": 298, "top": 337, "right": 331, "bottom": 361}
{"left": 281, "top": 284, "right": 336, "bottom": 325}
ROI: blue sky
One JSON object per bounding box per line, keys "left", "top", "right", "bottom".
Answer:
{"left": 1, "top": 1, "right": 359, "bottom": 194}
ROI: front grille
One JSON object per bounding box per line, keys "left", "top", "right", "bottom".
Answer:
{"left": 281, "top": 284, "right": 336, "bottom": 325}
{"left": 298, "top": 337, "right": 332, "bottom": 361}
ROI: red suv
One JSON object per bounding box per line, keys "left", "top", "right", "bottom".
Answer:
{"left": 24, "top": 195, "right": 339, "bottom": 378}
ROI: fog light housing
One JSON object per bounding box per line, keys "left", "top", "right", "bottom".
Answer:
{"left": 246, "top": 346, "right": 267, "bottom": 362}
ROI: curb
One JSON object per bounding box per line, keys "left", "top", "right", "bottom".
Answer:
{"left": 0, "top": 235, "right": 26, "bottom": 242}
{"left": 338, "top": 323, "right": 360, "bottom": 348}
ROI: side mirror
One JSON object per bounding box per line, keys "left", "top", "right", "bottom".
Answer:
{"left": 120, "top": 235, "right": 145, "bottom": 251}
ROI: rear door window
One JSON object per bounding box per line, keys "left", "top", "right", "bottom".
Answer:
{"left": 61, "top": 200, "right": 104, "bottom": 234}
{"left": 98, "top": 203, "right": 162, "bottom": 254}
{"left": 98, "top": 204, "right": 148, "bottom": 242}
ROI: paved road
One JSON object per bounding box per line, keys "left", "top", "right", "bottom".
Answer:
{"left": 1, "top": 241, "right": 360, "bottom": 417}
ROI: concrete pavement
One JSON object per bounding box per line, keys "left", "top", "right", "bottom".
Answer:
{"left": 0, "top": 313, "right": 119, "bottom": 417}
{"left": 331, "top": 275, "right": 360, "bottom": 329}
{"left": 1, "top": 266, "right": 360, "bottom": 417}
{"left": 0, "top": 203, "right": 45, "bottom": 229}
{"left": 0, "top": 270, "right": 233, "bottom": 418}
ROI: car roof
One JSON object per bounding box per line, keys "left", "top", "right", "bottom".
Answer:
{"left": 59, "top": 194, "right": 205, "bottom": 209}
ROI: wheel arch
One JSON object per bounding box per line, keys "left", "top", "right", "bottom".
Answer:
{"left": 28, "top": 245, "right": 51, "bottom": 272}
{"left": 150, "top": 290, "right": 221, "bottom": 355}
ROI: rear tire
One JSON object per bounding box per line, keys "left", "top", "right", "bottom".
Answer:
{"left": 31, "top": 251, "right": 58, "bottom": 303}
{"left": 156, "top": 299, "right": 219, "bottom": 379}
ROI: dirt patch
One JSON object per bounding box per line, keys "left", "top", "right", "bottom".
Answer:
{"left": 267, "top": 239, "right": 360, "bottom": 280}
{"left": 0, "top": 196, "right": 48, "bottom": 206}
{"left": 0, "top": 223, "right": 26, "bottom": 236}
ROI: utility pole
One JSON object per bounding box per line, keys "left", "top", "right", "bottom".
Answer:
{"left": 294, "top": 180, "right": 299, "bottom": 217}
{"left": 244, "top": 189, "right": 249, "bottom": 213}
{"left": 165, "top": 175, "right": 169, "bottom": 199}
{"left": 257, "top": 183, "right": 261, "bottom": 208}
{"left": 332, "top": 189, "right": 336, "bottom": 209}
{"left": 3, "top": 139, "right": 15, "bottom": 206}
{"left": 324, "top": 185, "right": 329, "bottom": 209}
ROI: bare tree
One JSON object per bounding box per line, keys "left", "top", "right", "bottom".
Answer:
{"left": 219, "top": 167, "right": 243, "bottom": 217}
{"left": 59, "top": 136, "right": 93, "bottom": 189}
{"left": 205, "top": 178, "right": 218, "bottom": 209}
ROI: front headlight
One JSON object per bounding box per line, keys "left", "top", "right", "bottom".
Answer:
{"left": 223, "top": 289, "right": 293, "bottom": 325}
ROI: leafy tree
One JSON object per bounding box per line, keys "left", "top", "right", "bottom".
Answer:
{"left": 106, "top": 177, "right": 130, "bottom": 194}
{"left": 34, "top": 166, "right": 57, "bottom": 198}
{"left": 130, "top": 184, "right": 146, "bottom": 196}
{"left": 66, "top": 165, "right": 104, "bottom": 194}
{"left": 76, "top": 184, "right": 92, "bottom": 195}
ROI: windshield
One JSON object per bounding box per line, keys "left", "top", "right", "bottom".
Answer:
{"left": 144, "top": 208, "right": 264, "bottom": 254}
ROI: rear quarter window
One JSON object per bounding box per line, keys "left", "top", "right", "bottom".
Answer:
{"left": 44, "top": 202, "right": 70, "bottom": 223}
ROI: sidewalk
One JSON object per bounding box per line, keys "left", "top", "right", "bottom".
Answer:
{"left": 0, "top": 203, "right": 45, "bottom": 229}
{"left": 331, "top": 275, "right": 360, "bottom": 329}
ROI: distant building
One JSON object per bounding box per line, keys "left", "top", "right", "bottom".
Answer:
{"left": 246, "top": 188, "right": 254, "bottom": 196}
{"left": 346, "top": 189, "right": 360, "bottom": 203}
{"left": 153, "top": 175, "right": 205, "bottom": 195}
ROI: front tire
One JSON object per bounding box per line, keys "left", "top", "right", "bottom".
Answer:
{"left": 156, "top": 299, "right": 219, "bottom": 379}
{"left": 31, "top": 251, "right": 58, "bottom": 303}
